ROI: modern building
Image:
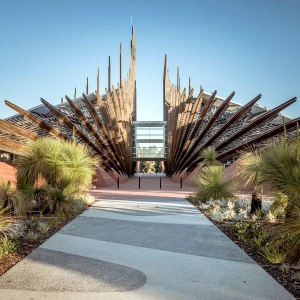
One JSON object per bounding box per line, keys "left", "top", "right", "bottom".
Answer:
{"left": 0, "top": 25, "right": 298, "bottom": 186}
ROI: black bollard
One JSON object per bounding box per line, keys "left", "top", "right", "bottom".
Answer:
{"left": 160, "top": 177, "right": 161, "bottom": 189}
{"left": 118, "top": 177, "right": 119, "bottom": 189}
{"left": 139, "top": 177, "right": 140, "bottom": 189}
{"left": 180, "top": 177, "right": 182, "bottom": 189}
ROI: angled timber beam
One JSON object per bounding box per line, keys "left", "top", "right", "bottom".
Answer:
{"left": 0, "top": 138, "right": 30, "bottom": 153}
{"left": 65, "top": 95, "right": 122, "bottom": 173}
{"left": 5, "top": 100, "right": 69, "bottom": 140}
{"left": 95, "top": 91, "right": 126, "bottom": 171}
{"left": 187, "top": 116, "right": 300, "bottom": 172}
{"left": 172, "top": 88, "right": 193, "bottom": 164}
{"left": 174, "top": 90, "right": 216, "bottom": 171}
{"left": 215, "top": 97, "right": 297, "bottom": 151}
{"left": 40, "top": 98, "right": 112, "bottom": 171}
{"left": 173, "top": 89, "right": 204, "bottom": 168}
{"left": 178, "top": 93, "right": 262, "bottom": 173}
{"left": 176, "top": 91, "right": 235, "bottom": 172}
{"left": 0, "top": 119, "right": 38, "bottom": 140}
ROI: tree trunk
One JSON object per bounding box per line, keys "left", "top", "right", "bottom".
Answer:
{"left": 250, "top": 192, "right": 262, "bottom": 214}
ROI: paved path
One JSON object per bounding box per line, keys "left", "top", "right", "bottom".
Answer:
{"left": 0, "top": 177, "right": 295, "bottom": 299}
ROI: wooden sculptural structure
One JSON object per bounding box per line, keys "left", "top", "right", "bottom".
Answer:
{"left": 0, "top": 25, "right": 299, "bottom": 178}
{"left": 163, "top": 54, "right": 299, "bottom": 175}
{"left": 0, "top": 27, "right": 137, "bottom": 176}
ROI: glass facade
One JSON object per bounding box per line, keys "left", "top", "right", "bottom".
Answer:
{"left": 133, "top": 121, "right": 167, "bottom": 159}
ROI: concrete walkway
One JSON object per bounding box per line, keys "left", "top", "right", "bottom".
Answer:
{"left": 0, "top": 177, "right": 295, "bottom": 299}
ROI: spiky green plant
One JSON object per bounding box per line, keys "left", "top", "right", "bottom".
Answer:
{"left": 37, "top": 221, "right": 50, "bottom": 234}
{"left": 46, "top": 187, "right": 75, "bottom": 215}
{"left": 195, "top": 166, "right": 236, "bottom": 202}
{"left": 268, "top": 207, "right": 300, "bottom": 265}
{"left": 199, "top": 147, "right": 221, "bottom": 166}
{"left": 0, "top": 182, "right": 25, "bottom": 215}
{"left": 0, "top": 203, "right": 14, "bottom": 236}
{"left": 258, "top": 246, "right": 285, "bottom": 264}
{"left": 17, "top": 138, "right": 99, "bottom": 191}
{"left": 237, "top": 122, "right": 300, "bottom": 217}
{"left": 21, "top": 185, "right": 49, "bottom": 212}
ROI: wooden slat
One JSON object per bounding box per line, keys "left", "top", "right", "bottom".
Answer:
{"left": 0, "top": 119, "right": 38, "bottom": 140}
{"left": 176, "top": 91, "right": 235, "bottom": 172}
{"left": 40, "top": 98, "right": 112, "bottom": 171}
{"left": 65, "top": 95, "right": 122, "bottom": 173}
{"left": 0, "top": 138, "right": 30, "bottom": 153}
{"left": 5, "top": 100, "right": 68, "bottom": 140}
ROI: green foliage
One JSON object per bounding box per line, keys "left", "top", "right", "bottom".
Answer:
{"left": 139, "top": 161, "right": 155, "bottom": 173}
{"left": 195, "top": 166, "right": 236, "bottom": 202}
{"left": 17, "top": 138, "right": 99, "bottom": 191}
{"left": 47, "top": 187, "right": 76, "bottom": 215}
{"left": 21, "top": 185, "right": 48, "bottom": 212}
{"left": 26, "top": 231, "right": 39, "bottom": 241}
{"left": 0, "top": 237, "right": 18, "bottom": 254}
{"left": 238, "top": 135, "right": 300, "bottom": 217}
{"left": 153, "top": 161, "right": 162, "bottom": 173}
{"left": 258, "top": 247, "right": 285, "bottom": 264}
{"left": 267, "top": 208, "right": 300, "bottom": 265}
{"left": 38, "top": 221, "right": 50, "bottom": 234}
{"left": 58, "top": 212, "right": 66, "bottom": 222}
{"left": 0, "top": 182, "right": 24, "bottom": 216}
{"left": 199, "top": 147, "right": 221, "bottom": 166}
{"left": 0, "top": 202, "right": 14, "bottom": 236}
{"left": 48, "top": 217, "right": 58, "bottom": 226}
{"left": 24, "top": 220, "right": 35, "bottom": 229}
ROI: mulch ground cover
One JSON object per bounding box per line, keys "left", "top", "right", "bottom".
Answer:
{"left": 0, "top": 211, "right": 82, "bottom": 277}
{"left": 188, "top": 200, "right": 300, "bottom": 300}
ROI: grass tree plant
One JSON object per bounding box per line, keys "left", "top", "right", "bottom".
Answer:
{"left": 195, "top": 165, "right": 236, "bottom": 203}
{"left": 0, "top": 182, "right": 24, "bottom": 215}
{"left": 17, "top": 138, "right": 99, "bottom": 192}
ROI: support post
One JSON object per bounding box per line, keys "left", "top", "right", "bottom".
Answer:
{"left": 189, "top": 77, "right": 191, "bottom": 95}
{"left": 74, "top": 87, "right": 77, "bottom": 99}
{"left": 180, "top": 177, "right": 182, "bottom": 189}
{"left": 120, "top": 43, "right": 122, "bottom": 88}
{"left": 117, "top": 177, "right": 119, "bottom": 189}
{"left": 108, "top": 56, "right": 111, "bottom": 92}
{"left": 97, "top": 67, "right": 100, "bottom": 94}
{"left": 86, "top": 77, "right": 89, "bottom": 94}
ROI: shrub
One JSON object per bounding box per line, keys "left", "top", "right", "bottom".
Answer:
{"left": 77, "top": 193, "right": 95, "bottom": 206}
{"left": 25, "top": 220, "right": 35, "bottom": 229}
{"left": 21, "top": 185, "right": 48, "bottom": 212}
{"left": 17, "top": 138, "right": 99, "bottom": 192}
{"left": 267, "top": 208, "right": 300, "bottom": 265}
{"left": 199, "top": 147, "right": 221, "bottom": 166}
{"left": 0, "top": 203, "right": 14, "bottom": 236}
{"left": 195, "top": 166, "right": 236, "bottom": 203}
{"left": 26, "top": 231, "right": 39, "bottom": 241}
{"left": 0, "top": 182, "right": 25, "bottom": 215}
{"left": 258, "top": 247, "right": 285, "bottom": 264}
{"left": 237, "top": 122, "right": 300, "bottom": 218}
{"left": 0, "top": 237, "right": 18, "bottom": 254}
{"left": 47, "top": 187, "right": 75, "bottom": 215}
{"left": 38, "top": 222, "right": 50, "bottom": 234}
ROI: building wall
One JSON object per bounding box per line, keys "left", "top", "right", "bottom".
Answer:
{"left": 0, "top": 162, "right": 18, "bottom": 188}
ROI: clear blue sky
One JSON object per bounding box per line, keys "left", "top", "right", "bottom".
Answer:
{"left": 0, "top": 0, "right": 299, "bottom": 121}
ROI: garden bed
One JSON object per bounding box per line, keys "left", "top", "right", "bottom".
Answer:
{"left": 188, "top": 199, "right": 300, "bottom": 300}
{"left": 0, "top": 209, "right": 85, "bottom": 276}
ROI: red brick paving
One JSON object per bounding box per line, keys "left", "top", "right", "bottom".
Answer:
{"left": 89, "top": 175, "right": 195, "bottom": 200}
